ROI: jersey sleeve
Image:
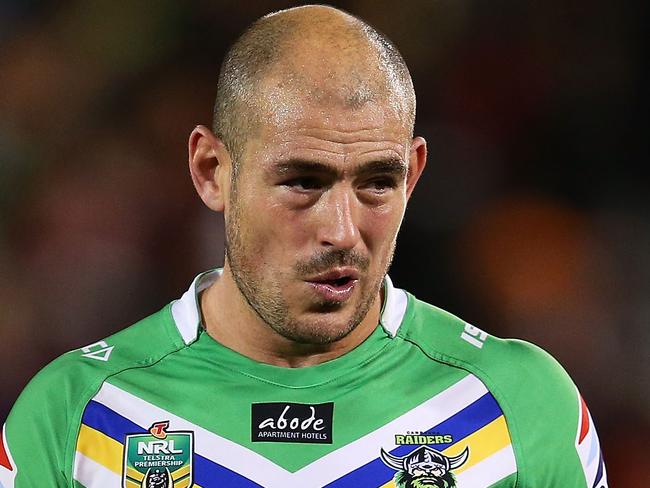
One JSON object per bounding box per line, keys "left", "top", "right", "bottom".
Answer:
{"left": 1, "top": 355, "right": 81, "bottom": 487}
{"left": 1, "top": 306, "right": 183, "bottom": 487}
{"left": 501, "top": 340, "right": 608, "bottom": 487}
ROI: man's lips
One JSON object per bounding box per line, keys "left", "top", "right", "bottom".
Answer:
{"left": 305, "top": 268, "right": 359, "bottom": 302}
{"left": 306, "top": 267, "right": 359, "bottom": 283}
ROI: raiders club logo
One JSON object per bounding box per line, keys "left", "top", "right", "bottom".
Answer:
{"left": 122, "top": 421, "right": 194, "bottom": 488}
{"left": 380, "top": 444, "right": 470, "bottom": 488}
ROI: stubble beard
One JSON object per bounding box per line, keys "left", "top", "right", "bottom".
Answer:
{"left": 224, "top": 197, "right": 396, "bottom": 345}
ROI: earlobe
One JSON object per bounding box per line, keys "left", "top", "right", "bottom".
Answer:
{"left": 405, "top": 136, "right": 427, "bottom": 200}
{"left": 188, "top": 125, "right": 231, "bottom": 212}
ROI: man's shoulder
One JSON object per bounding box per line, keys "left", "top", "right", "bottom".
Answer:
{"left": 12, "top": 304, "right": 185, "bottom": 419}
{"left": 3, "top": 304, "right": 187, "bottom": 481}
{"left": 400, "top": 294, "right": 576, "bottom": 401}
{"left": 399, "top": 294, "right": 597, "bottom": 483}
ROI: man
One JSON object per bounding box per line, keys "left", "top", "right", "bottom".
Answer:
{"left": 1, "top": 5, "right": 607, "bottom": 488}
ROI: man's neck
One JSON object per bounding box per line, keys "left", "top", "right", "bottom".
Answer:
{"left": 199, "top": 267, "right": 382, "bottom": 368}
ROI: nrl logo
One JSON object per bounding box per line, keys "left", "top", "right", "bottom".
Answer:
{"left": 123, "top": 421, "right": 194, "bottom": 488}
{"left": 380, "top": 445, "right": 470, "bottom": 488}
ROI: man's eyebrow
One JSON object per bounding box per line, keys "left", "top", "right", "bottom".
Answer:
{"left": 355, "top": 157, "right": 407, "bottom": 178}
{"left": 271, "top": 159, "right": 336, "bottom": 176}
{"left": 270, "top": 157, "right": 407, "bottom": 178}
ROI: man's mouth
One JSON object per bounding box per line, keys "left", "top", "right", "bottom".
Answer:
{"left": 305, "top": 268, "right": 359, "bottom": 302}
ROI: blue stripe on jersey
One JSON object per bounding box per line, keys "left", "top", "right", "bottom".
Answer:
{"left": 592, "top": 452, "right": 605, "bottom": 488}
{"left": 195, "top": 458, "right": 263, "bottom": 488}
{"left": 323, "top": 392, "right": 504, "bottom": 487}
{"left": 82, "top": 400, "right": 143, "bottom": 440}
{"left": 80, "top": 401, "right": 262, "bottom": 487}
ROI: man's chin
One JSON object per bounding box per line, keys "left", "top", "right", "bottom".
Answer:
{"left": 307, "top": 299, "right": 346, "bottom": 313}
{"left": 271, "top": 312, "right": 360, "bottom": 346}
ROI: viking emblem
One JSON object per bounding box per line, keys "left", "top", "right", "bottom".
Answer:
{"left": 141, "top": 467, "right": 172, "bottom": 488}
{"left": 380, "top": 445, "right": 470, "bottom": 488}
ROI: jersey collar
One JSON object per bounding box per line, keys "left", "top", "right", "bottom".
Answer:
{"left": 170, "top": 268, "right": 408, "bottom": 346}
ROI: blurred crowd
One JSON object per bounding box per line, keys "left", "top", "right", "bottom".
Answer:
{"left": 0, "top": 1, "right": 647, "bottom": 484}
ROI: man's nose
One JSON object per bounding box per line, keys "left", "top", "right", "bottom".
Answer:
{"left": 316, "top": 187, "right": 360, "bottom": 249}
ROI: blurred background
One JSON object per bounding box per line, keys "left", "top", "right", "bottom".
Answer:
{"left": 0, "top": 0, "right": 647, "bottom": 484}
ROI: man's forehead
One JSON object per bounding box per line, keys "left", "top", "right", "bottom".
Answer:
{"left": 233, "top": 92, "right": 411, "bottom": 176}
{"left": 253, "top": 78, "right": 409, "bottom": 136}
{"left": 256, "top": 57, "right": 409, "bottom": 123}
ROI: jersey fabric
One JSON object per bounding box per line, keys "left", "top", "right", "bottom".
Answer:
{"left": 1, "top": 269, "right": 608, "bottom": 487}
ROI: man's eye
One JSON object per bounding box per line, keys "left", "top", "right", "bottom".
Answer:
{"left": 362, "top": 178, "right": 397, "bottom": 192}
{"left": 283, "top": 177, "right": 322, "bottom": 191}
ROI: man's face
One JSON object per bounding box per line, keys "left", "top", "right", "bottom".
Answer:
{"left": 224, "top": 96, "right": 413, "bottom": 345}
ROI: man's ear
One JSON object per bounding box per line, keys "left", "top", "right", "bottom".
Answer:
{"left": 188, "top": 125, "right": 232, "bottom": 212}
{"left": 405, "top": 136, "right": 427, "bottom": 201}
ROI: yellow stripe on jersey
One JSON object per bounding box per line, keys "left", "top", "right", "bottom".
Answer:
{"left": 379, "top": 415, "right": 512, "bottom": 488}
{"left": 175, "top": 477, "right": 193, "bottom": 488}
{"left": 76, "top": 424, "right": 123, "bottom": 474}
{"left": 446, "top": 415, "right": 511, "bottom": 474}
{"left": 126, "top": 466, "right": 145, "bottom": 481}
{"left": 172, "top": 464, "right": 192, "bottom": 480}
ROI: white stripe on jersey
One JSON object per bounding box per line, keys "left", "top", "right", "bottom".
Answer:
{"left": 73, "top": 452, "right": 120, "bottom": 487}
{"left": 295, "top": 373, "right": 490, "bottom": 484}
{"left": 92, "top": 381, "right": 289, "bottom": 486}
{"left": 456, "top": 444, "right": 517, "bottom": 486}
{"left": 86, "top": 374, "right": 493, "bottom": 488}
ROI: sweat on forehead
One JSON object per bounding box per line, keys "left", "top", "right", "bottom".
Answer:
{"left": 212, "top": 5, "right": 416, "bottom": 166}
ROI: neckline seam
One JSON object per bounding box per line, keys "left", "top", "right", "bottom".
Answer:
{"left": 194, "top": 329, "right": 398, "bottom": 389}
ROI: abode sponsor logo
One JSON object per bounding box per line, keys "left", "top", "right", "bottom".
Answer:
{"left": 252, "top": 402, "right": 334, "bottom": 444}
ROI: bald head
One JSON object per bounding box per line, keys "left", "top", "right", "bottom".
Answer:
{"left": 212, "top": 5, "right": 416, "bottom": 170}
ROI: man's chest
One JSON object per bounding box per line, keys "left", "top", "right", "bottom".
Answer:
{"left": 72, "top": 363, "right": 517, "bottom": 487}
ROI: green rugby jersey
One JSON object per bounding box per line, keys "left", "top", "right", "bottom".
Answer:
{"left": 1, "top": 270, "right": 608, "bottom": 487}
